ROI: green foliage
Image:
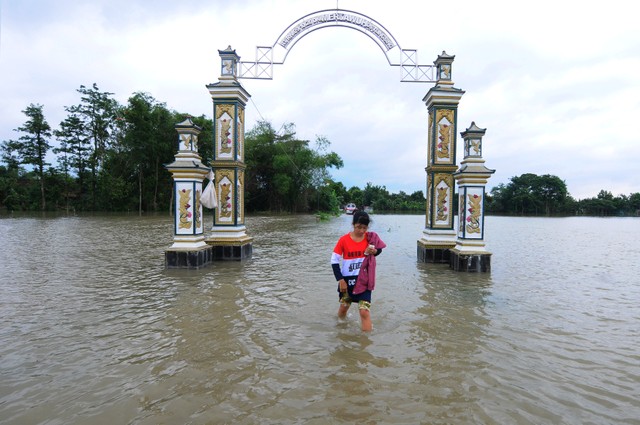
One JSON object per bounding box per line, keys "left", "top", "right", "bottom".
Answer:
{"left": 54, "top": 113, "right": 91, "bottom": 210}
{"left": 1, "top": 88, "right": 638, "bottom": 218}
{"left": 7, "top": 104, "right": 52, "bottom": 210}
{"left": 244, "top": 121, "right": 343, "bottom": 213}
{"left": 0, "top": 140, "right": 21, "bottom": 170}
{"left": 487, "top": 173, "right": 639, "bottom": 216}
{"left": 575, "top": 189, "right": 640, "bottom": 216}
{"left": 487, "top": 173, "right": 573, "bottom": 216}
{"left": 66, "top": 84, "right": 119, "bottom": 209}
{"left": 97, "top": 171, "right": 136, "bottom": 211}
{"left": 315, "top": 211, "right": 334, "bottom": 221}
{"left": 347, "top": 186, "right": 363, "bottom": 208}
{"left": 0, "top": 85, "right": 183, "bottom": 213}
{"left": 117, "top": 92, "right": 176, "bottom": 213}
{"left": 341, "top": 183, "right": 425, "bottom": 213}
{"left": 14, "top": 104, "right": 52, "bottom": 163}
{"left": 0, "top": 165, "right": 26, "bottom": 211}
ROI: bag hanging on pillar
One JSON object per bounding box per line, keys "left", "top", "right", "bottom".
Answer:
{"left": 201, "top": 171, "right": 218, "bottom": 209}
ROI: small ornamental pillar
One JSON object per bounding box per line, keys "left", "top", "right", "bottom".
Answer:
{"left": 450, "top": 122, "right": 495, "bottom": 272}
{"left": 164, "top": 118, "right": 213, "bottom": 269}
{"left": 205, "top": 46, "right": 253, "bottom": 260}
{"left": 417, "top": 51, "right": 465, "bottom": 263}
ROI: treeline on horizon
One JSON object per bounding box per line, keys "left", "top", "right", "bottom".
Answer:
{"left": 1, "top": 84, "right": 639, "bottom": 217}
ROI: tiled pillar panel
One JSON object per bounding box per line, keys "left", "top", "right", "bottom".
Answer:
{"left": 417, "top": 52, "right": 465, "bottom": 263}
{"left": 450, "top": 122, "right": 495, "bottom": 272}
{"left": 165, "top": 118, "right": 213, "bottom": 268}
{"left": 205, "top": 46, "right": 253, "bottom": 260}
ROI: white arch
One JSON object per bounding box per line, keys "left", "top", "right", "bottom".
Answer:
{"left": 238, "top": 9, "right": 435, "bottom": 82}
{"left": 274, "top": 9, "right": 399, "bottom": 64}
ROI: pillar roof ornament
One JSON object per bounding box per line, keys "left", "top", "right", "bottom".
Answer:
{"left": 460, "top": 121, "right": 485, "bottom": 139}
{"left": 175, "top": 117, "right": 202, "bottom": 132}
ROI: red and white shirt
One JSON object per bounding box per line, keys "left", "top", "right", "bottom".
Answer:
{"left": 331, "top": 233, "right": 369, "bottom": 281}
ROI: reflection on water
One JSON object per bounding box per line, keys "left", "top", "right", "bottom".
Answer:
{"left": 1, "top": 214, "right": 639, "bottom": 424}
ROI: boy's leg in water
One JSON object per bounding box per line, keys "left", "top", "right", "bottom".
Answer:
{"left": 338, "top": 294, "right": 351, "bottom": 319}
{"left": 359, "top": 301, "right": 372, "bottom": 331}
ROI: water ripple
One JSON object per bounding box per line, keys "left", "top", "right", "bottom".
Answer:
{"left": 1, "top": 215, "right": 639, "bottom": 424}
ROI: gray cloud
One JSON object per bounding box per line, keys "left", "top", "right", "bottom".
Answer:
{"left": 1, "top": 0, "right": 639, "bottom": 200}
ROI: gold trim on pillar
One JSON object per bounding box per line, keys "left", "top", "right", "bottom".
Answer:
{"left": 434, "top": 109, "right": 455, "bottom": 164}
{"left": 178, "top": 188, "right": 193, "bottom": 229}
{"left": 215, "top": 104, "right": 236, "bottom": 157}
{"left": 238, "top": 169, "right": 245, "bottom": 224}
{"left": 238, "top": 108, "right": 245, "bottom": 161}
{"left": 195, "top": 189, "right": 202, "bottom": 230}
{"left": 426, "top": 173, "right": 431, "bottom": 227}
{"left": 432, "top": 173, "right": 454, "bottom": 228}
{"left": 215, "top": 169, "right": 234, "bottom": 222}
{"left": 427, "top": 110, "right": 433, "bottom": 165}
{"left": 466, "top": 193, "right": 482, "bottom": 234}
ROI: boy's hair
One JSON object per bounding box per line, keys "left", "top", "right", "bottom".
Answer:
{"left": 352, "top": 210, "right": 370, "bottom": 226}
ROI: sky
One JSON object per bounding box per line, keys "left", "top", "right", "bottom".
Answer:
{"left": 1, "top": 0, "right": 639, "bottom": 200}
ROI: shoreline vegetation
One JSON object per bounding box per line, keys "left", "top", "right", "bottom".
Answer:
{"left": 2, "top": 85, "right": 639, "bottom": 217}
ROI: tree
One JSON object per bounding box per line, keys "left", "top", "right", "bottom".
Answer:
{"left": 509, "top": 173, "right": 542, "bottom": 214}
{"left": 119, "top": 92, "right": 172, "bottom": 214}
{"left": 54, "top": 113, "right": 91, "bottom": 210}
{"left": 327, "top": 180, "right": 348, "bottom": 208}
{"left": 0, "top": 140, "right": 22, "bottom": 171}
{"left": 66, "top": 83, "right": 119, "bottom": 209}
{"left": 629, "top": 193, "right": 640, "bottom": 214}
{"left": 0, "top": 141, "right": 26, "bottom": 211}
{"left": 362, "top": 182, "right": 389, "bottom": 210}
{"left": 538, "top": 174, "right": 568, "bottom": 216}
{"left": 595, "top": 190, "right": 616, "bottom": 215}
{"left": 147, "top": 102, "right": 176, "bottom": 211}
{"left": 12, "top": 104, "right": 52, "bottom": 210}
{"left": 487, "top": 173, "right": 574, "bottom": 215}
{"left": 346, "top": 186, "right": 363, "bottom": 209}
{"left": 245, "top": 121, "right": 278, "bottom": 211}
{"left": 272, "top": 133, "right": 310, "bottom": 212}
{"left": 308, "top": 135, "right": 343, "bottom": 212}
{"left": 244, "top": 121, "right": 343, "bottom": 213}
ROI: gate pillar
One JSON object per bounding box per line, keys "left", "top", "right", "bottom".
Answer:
{"left": 165, "top": 118, "right": 213, "bottom": 268}
{"left": 205, "top": 46, "right": 253, "bottom": 260}
{"left": 417, "top": 52, "right": 465, "bottom": 263}
{"left": 450, "top": 122, "right": 495, "bottom": 271}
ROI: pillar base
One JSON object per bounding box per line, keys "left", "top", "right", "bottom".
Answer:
{"left": 449, "top": 249, "right": 491, "bottom": 272}
{"left": 165, "top": 245, "right": 213, "bottom": 269}
{"left": 210, "top": 242, "right": 252, "bottom": 261}
{"left": 206, "top": 235, "right": 253, "bottom": 261}
{"left": 205, "top": 225, "right": 253, "bottom": 261}
{"left": 417, "top": 240, "right": 455, "bottom": 263}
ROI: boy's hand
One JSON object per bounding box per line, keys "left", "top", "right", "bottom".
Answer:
{"left": 339, "top": 279, "right": 347, "bottom": 292}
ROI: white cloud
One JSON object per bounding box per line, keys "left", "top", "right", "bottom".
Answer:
{"left": 1, "top": 0, "right": 639, "bottom": 200}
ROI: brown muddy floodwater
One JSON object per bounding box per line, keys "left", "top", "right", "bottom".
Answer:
{"left": 1, "top": 214, "right": 639, "bottom": 424}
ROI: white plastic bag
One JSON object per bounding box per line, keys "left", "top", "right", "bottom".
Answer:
{"left": 201, "top": 171, "right": 218, "bottom": 209}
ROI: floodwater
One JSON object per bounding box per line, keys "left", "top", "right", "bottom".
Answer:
{"left": 0, "top": 214, "right": 639, "bottom": 424}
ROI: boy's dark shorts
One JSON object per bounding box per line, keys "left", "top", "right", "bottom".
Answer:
{"left": 338, "top": 278, "right": 372, "bottom": 309}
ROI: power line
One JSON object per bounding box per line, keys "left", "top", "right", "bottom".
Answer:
{"left": 248, "top": 96, "right": 306, "bottom": 177}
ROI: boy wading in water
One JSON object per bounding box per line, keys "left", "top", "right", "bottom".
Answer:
{"left": 331, "top": 211, "right": 386, "bottom": 331}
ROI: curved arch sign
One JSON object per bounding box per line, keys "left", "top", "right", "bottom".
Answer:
{"left": 277, "top": 10, "right": 397, "bottom": 54}
{"left": 238, "top": 9, "right": 435, "bottom": 82}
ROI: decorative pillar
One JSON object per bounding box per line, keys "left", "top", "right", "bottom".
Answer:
{"left": 450, "top": 122, "right": 495, "bottom": 272}
{"left": 165, "top": 118, "right": 213, "bottom": 268}
{"left": 205, "top": 46, "right": 253, "bottom": 260}
{"left": 417, "top": 51, "right": 465, "bottom": 263}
